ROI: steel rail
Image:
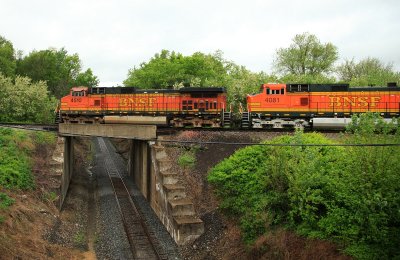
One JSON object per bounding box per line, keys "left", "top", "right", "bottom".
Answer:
{"left": 97, "top": 138, "right": 166, "bottom": 260}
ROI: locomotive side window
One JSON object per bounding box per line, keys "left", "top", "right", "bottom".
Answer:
{"left": 268, "top": 89, "right": 284, "bottom": 95}
{"left": 72, "top": 91, "right": 85, "bottom": 97}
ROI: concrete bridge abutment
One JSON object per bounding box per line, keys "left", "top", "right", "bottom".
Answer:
{"left": 128, "top": 139, "right": 152, "bottom": 200}
{"left": 128, "top": 139, "right": 204, "bottom": 245}
{"left": 54, "top": 136, "right": 74, "bottom": 210}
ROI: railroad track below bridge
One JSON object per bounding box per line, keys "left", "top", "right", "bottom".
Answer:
{"left": 98, "top": 137, "right": 167, "bottom": 259}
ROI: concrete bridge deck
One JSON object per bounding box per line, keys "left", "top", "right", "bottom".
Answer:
{"left": 58, "top": 123, "right": 156, "bottom": 139}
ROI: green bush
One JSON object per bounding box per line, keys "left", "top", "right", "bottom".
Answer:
{"left": 178, "top": 151, "right": 196, "bottom": 169}
{"left": 0, "top": 193, "right": 15, "bottom": 209}
{"left": 0, "top": 128, "right": 35, "bottom": 189}
{"left": 33, "top": 131, "right": 56, "bottom": 145}
{"left": 0, "top": 192, "right": 15, "bottom": 224}
{"left": 208, "top": 117, "right": 400, "bottom": 259}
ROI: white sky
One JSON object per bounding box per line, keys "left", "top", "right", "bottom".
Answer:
{"left": 1, "top": 0, "right": 399, "bottom": 86}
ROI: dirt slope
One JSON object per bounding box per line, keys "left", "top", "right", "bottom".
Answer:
{"left": 0, "top": 137, "right": 90, "bottom": 260}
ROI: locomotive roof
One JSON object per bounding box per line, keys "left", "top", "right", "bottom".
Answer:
{"left": 88, "top": 86, "right": 226, "bottom": 95}
{"left": 286, "top": 83, "right": 400, "bottom": 92}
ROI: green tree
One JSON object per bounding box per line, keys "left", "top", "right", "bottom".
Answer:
{"left": 0, "top": 74, "right": 57, "bottom": 123}
{"left": 0, "top": 36, "right": 16, "bottom": 78}
{"left": 123, "top": 49, "right": 228, "bottom": 88}
{"left": 16, "top": 48, "right": 85, "bottom": 98}
{"left": 74, "top": 68, "right": 99, "bottom": 87}
{"left": 273, "top": 33, "right": 338, "bottom": 76}
{"left": 336, "top": 57, "right": 400, "bottom": 86}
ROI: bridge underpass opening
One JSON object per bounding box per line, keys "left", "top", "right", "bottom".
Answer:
{"left": 58, "top": 124, "right": 204, "bottom": 245}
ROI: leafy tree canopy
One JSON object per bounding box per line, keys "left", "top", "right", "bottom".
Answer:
{"left": 123, "top": 49, "right": 228, "bottom": 88}
{"left": 16, "top": 47, "right": 98, "bottom": 98}
{"left": 273, "top": 32, "right": 338, "bottom": 76}
{"left": 0, "top": 74, "right": 57, "bottom": 123}
{"left": 336, "top": 57, "right": 400, "bottom": 87}
{"left": 0, "top": 35, "right": 17, "bottom": 78}
{"left": 74, "top": 68, "right": 99, "bottom": 88}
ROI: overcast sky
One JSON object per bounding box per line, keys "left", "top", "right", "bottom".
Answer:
{"left": 1, "top": 0, "right": 399, "bottom": 86}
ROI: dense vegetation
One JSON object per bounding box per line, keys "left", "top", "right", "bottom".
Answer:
{"left": 0, "top": 128, "right": 55, "bottom": 189}
{"left": 0, "top": 35, "right": 99, "bottom": 123}
{"left": 208, "top": 113, "right": 400, "bottom": 259}
{"left": 0, "top": 74, "right": 57, "bottom": 123}
{"left": 0, "top": 127, "right": 55, "bottom": 224}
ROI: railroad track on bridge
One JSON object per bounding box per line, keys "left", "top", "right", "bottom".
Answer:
{"left": 97, "top": 138, "right": 167, "bottom": 260}
{"left": 0, "top": 122, "right": 342, "bottom": 135}
{"left": 0, "top": 123, "right": 58, "bottom": 131}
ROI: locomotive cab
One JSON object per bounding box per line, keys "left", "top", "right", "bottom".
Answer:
{"left": 59, "top": 86, "right": 91, "bottom": 123}
{"left": 263, "top": 84, "right": 286, "bottom": 96}
{"left": 247, "top": 83, "right": 287, "bottom": 112}
{"left": 70, "top": 87, "right": 88, "bottom": 97}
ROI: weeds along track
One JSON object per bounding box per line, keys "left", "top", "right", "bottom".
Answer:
{"left": 97, "top": 137, "right": 167, "bottom": 260}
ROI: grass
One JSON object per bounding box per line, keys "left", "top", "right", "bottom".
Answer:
{"left": 0, "top": 193, "right": 15, "bottom": 209}
{"left": 74, "top": 230, "right": 86, "bottom": 246}
{"left": 178, "top": 151, "right": 196, "bottom": 168}
{"left": 42, "top": 191, "right": 58, "bottom": 202}
{"left": 0, "top": 128, "right": 56, "bottom": 190}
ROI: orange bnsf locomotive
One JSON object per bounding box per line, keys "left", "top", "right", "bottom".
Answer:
{"left": 245, "top": 83, "right": 400, "bottom": 129}
{"left": 57, "top": 83, "right": 400, "bottom": 129}
{"left": 57, "top": 86, "right": 227, "bottom": 127}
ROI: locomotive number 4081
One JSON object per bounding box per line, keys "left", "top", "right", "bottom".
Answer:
{"left": 265, "top": 98, "right": 280, "bottom": 103}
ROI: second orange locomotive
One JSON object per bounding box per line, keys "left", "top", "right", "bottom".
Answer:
{"left": 246, "top": 83, "right": 400, "bottom": 129}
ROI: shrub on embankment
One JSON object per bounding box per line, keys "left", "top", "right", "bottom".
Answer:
{"left": 208, "top": 114, "right": 400, "bottom": 259}
{"left": 0, "top": 127, "right": 55, "bottom": 189}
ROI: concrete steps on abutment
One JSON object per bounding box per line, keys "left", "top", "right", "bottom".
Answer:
{"left": 151, "top": 141, "right": 204, "bottom": 245}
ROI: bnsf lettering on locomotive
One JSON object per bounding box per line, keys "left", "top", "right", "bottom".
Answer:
{"left": 265, "top": 98, "right": 279, "bottom": 103}
{"left": 328, "top": 96, "right": 381, "bottom": 107}
{"left": 119, "top": 97, "right": 157, "bottom": 107}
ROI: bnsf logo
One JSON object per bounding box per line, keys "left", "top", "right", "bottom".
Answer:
{"left": 119, "top": 97, "right": 157, "bottom": 107}
{"left": 329, "top": 96, "right": 381, "bottom": 107}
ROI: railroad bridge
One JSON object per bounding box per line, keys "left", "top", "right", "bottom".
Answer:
{"left": 58, "top": 123, "right": 204, "bottom": 246}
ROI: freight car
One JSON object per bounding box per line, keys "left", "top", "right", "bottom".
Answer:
{"left": 57, "top": 86, "right": 227, "bottom": 127}
{"left": 245, "top": 83, "right": 400, "bottom": 129}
